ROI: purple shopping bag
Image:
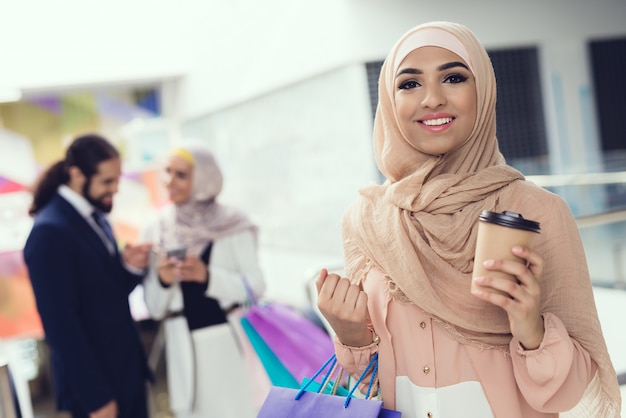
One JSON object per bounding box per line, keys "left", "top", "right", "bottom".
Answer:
{"left": 244, "top": 302, "right": 334, "bottom": 383}
{"left": 257, "top": 352, "right": 401, "bottom": 418}
{"left": 257, "top": 386, "right": 393, "bottom": 418}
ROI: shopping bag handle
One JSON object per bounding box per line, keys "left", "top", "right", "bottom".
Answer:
{"left": 295, "top": 352, "right": 380, "bottom": 408}
{"left": 345, "top": 352, "right": 379, "bottom": 407}
{"left": 241, "top": 275, "right": 259, "bottom": 306}
{"left": 295, "top": 354, "right": 337, "bottom": 399}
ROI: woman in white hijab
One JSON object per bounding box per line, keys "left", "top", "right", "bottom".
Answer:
{"left": 142, "top": 145, "right": 265, "bottom": 418}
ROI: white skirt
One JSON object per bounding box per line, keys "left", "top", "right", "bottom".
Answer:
{"left": 167, "top": 321, "right": 256, "bottom": 418}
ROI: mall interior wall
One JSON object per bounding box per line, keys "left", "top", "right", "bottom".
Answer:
{"left": 2, "top": 1, "right": 625, "bottom": 116}
{"left": 2, "top": 0, "right": 625, "bottom": 306}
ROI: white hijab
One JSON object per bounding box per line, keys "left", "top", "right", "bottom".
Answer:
{"left": 159, "top": 145, "right": 257, "bottom": 256}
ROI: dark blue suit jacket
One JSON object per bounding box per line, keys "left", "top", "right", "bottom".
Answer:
{"left": 23, "top": 194, "right": 152, "bottom": 416}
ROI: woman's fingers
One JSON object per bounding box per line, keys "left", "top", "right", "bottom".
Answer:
{"left": 174, "top": 256, "right": 208, "bottom": 282}
{"left": 318, "top": 274, "right": 362, "bottom": 309}
{"left": 315, "top": 268, "right": 329, "bottom": 293}
{"left": 472, "top": 246, "right": 545, "bottom": 349}
{"left": 316, "top": 270, "right": 365, "bottom": 319}
{"left": 479, "top": 246, "right": 542, "bottom": 290}
{"left": 512, "top": 245, "right": 543, "bottom": 278}
{"left": 317, "top": 270, "right": 340, "bottom": 304}
{"left": 315, "top": 269, "right": 370, "bottom": 347}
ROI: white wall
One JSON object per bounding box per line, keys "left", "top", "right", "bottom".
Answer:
{"left": 2, "top": 0, "right": 624, "bottom": 114}
{"left": 0, "top": 0, "right": 188, "bottom": 91}
{"left": 178, "top": 64, "right": 376, "bottom": 305}
{"left": 169, "top": 0, "right": 625, "bottom": 304}
{"left": 2, "top": 0, "right": 625, "bottom": 304}
{"left": 178, "top": 0, "right": 626, "bottom": 116}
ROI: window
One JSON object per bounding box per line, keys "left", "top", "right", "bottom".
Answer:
{"left": 365, "top": 47, "right": 549, "bottom": 173}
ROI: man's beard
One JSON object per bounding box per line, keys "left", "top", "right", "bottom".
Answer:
{"left": 82, "top": 178, "right": 113, "bottom": 213}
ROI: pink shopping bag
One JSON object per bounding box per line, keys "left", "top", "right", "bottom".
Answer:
{"left": 228, "top": 307, "right": 272, "bottom": 409}
{"left": 243, "top": 302, "right": 335, "bottom": 384}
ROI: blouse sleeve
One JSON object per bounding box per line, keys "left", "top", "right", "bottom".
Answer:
{"left": 334, "top": 336, "right": 380, "bottom": 394}
{"left": 140, "top": 219, "right": 178, "bottom": 319}
{"left": 206, "top": 229, "right": 266, "bottom": 308}
{"left": 508, "top": 191, "right": 602, "bottom": 413}
{"left": 510, "top": 312, "right": 597, "bottom": 412}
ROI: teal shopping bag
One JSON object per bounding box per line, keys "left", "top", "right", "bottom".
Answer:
{"left": 240, "top": 317, "right": 300, "bottom": 388}
{"left": 299, "top": 377, "right": 350, "bottom": 397}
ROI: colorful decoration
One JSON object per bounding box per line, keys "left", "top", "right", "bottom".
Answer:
{"left": 0, "top": 250, "right": 44, "bottom": 339}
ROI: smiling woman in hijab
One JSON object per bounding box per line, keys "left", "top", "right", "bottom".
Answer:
{"left": 142, "top": 144, "right": 265, "bottom": 418}
{"left": 315, "top": 21, "right": 620, "bottom": 418}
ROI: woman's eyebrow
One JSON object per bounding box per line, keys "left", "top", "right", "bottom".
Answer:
{"left": 396, "top": 61, "right": 469, "bottom": 78}
{"left": 396, "top": 68, "right": 422, "bottom": 78}
{"left": 438, "top": 61, "right": 469, "bottom": 71}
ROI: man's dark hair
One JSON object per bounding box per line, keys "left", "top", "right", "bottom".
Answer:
{"left": 29, "top": 134, "right": 120, "bottom": 215}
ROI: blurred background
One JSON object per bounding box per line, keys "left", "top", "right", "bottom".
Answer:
{"left": 0, "top": 0, "right": 625, "bottom": 417}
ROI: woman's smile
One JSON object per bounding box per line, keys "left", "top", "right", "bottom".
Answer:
{"left": 395, "top": 46, "right": 476, "bottom": 155}
{"left": 418, "top": 113, "right": 455, "bottom": 132}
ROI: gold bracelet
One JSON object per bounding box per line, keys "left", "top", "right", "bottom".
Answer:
{"left": 370, "top": 328, "right": 380, "bottom": 345}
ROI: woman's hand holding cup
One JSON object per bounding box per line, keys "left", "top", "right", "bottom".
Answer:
{"left": 471, "top": 211, "right": 545, "bottom": 349}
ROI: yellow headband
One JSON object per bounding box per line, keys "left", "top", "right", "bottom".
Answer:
{"left": 171, "top": 148, "right": 194, "bottom": 165}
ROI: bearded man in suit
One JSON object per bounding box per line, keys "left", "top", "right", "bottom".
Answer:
{"left": 24, "top": 133, "right": 153, "bottom": 418}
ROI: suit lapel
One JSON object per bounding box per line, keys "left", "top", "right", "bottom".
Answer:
{"left": 55, "top": 196, "right": 118, "bottom": 258}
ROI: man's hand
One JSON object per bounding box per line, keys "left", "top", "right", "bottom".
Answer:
{"left": 122, "top": 243, "right": 153, "bottom": 270}
{"left": 89, "top": 399, "right": 118, "bottom": 418}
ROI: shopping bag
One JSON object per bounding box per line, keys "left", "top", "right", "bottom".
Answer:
{"left": 234, "top": 277, "right": 301, "bottom": 389}
{"left": 299, "top": 377, "right": 350, "bottom": 397}
{"left": 244, "top": 302, "right": 335, "bottom": 383}
{"left": 240, "top": 316, "right": 300, "bottom": 388}
{"left": 298, "top": 352, "right": 350, "bottom": 397}
{"left": 258, "top": 387, "right": 387, "bottom": 417}
{"left": 257, "top": 353, "right": 401, "bottom": 418}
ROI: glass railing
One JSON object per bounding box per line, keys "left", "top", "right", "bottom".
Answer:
{"left": 526, "top": 171, "right": 626, "bottom": 289}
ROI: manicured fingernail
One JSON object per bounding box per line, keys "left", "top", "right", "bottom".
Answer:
{"left": 483, "top": 259, "right": 494, "bottom": 267}
{"left": 512, "top": 246, "right": 522, "bottom": 253}
{"left": 473, "top": 276, "right": 484, "bottom": 283}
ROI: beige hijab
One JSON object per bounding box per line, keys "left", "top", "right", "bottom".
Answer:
{"left": 342, "top": 21, "right": 620, "bottom": 416}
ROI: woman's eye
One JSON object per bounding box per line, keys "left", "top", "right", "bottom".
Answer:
{"left": 445, "top": 73, "right": 468, "bottom": 84}
{"left": 398, "top": 79, "right": 420, "bottom": 90}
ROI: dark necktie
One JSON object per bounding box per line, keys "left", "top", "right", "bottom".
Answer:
{"left": 92, "top": 211, "right": 116, "bottom": 248}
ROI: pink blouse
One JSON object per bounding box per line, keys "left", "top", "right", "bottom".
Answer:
{"left": 334, "top": 267, "right": 597, "bottom": 418}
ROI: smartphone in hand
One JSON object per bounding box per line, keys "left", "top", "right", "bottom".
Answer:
{"left": 166, "top": 247, "right": 187, "bottom": 260}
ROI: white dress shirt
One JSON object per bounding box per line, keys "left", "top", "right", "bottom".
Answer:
{"left": 58, "top": 185, "right": 116, "bottom": 254}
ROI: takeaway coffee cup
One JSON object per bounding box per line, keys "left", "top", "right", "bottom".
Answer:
{"left": 472, "top": 210, "right": 541, "bottom": 295}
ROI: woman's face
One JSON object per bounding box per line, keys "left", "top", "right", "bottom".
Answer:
{"left": 164, "top": 155, "right": 193, "bottom": 205}
{"left": 394, "top": 46, "right": 477, "bottom": 156}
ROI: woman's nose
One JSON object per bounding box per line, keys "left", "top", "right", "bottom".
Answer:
{"left": 420, "top": 84, "right": 446, "bottom": 109}
{"left": 163, "top": 172, "right": 174, "bottom": 186}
